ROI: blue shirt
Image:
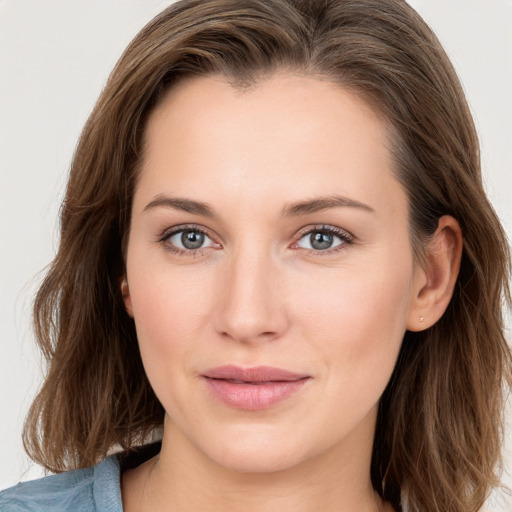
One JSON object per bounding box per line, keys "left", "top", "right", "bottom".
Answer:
{"left": 0, "top": 444, "right": 161, "bottom": 511}
{"left": 0, "top": 455, "right": 123, "bottom": 512}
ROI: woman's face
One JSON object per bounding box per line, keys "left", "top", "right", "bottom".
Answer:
{"left": 124, "top": 74, "right": 422, "bottom": 473}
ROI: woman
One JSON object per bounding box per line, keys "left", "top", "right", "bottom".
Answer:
{"left": 1, "top": 0, "right": 510, "bottom": 511}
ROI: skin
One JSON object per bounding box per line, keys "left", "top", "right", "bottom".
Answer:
{"left": 121, "top": 73, "right": 462, "bottom": 512}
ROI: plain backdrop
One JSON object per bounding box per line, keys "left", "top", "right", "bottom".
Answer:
{"left": 1, "top": 0, "right": 511, "bottom": 509}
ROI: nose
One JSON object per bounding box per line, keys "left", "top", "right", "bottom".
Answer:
{"left": 213, "top": 245, "right": 289, "bottom": 344}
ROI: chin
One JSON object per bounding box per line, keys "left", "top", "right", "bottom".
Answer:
{"left": 199, "top": 426, "right": 316, "bottom": 474}
{"left": 212, "top": 445, "right": 302, "bottom": 474}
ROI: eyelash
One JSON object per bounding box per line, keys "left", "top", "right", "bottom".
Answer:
{"left": 157, "top": 224, "right": 354, "bottom": 257}
{"left": 158, "top": 224, "right": 217, "bottom": 257}
{"left": 292, "top": 225, "right": 354, "bottom": 256}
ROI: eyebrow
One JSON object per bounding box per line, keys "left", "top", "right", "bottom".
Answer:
{"left": 143, "top": 195, "right": 215, "bottom": 217}
{"left": 142, "top": 194, "right": 375, "bottom": 217}
{"left": 282, "top": 195, "right": 375, "bottom": 216}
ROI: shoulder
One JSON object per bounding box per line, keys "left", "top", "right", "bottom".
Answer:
{"left": 0, "top": 456, "right": 122, "bottom": 512}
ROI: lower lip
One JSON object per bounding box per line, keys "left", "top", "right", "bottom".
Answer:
{"left": 203, "top": 377, "right": 310, "bottom": 410}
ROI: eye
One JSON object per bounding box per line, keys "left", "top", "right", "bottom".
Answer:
{"left": 294, "top": 226, "right": 352, "bottom": 252}
{"left": 163, "top": 227, "right": 218, "bottom": 252}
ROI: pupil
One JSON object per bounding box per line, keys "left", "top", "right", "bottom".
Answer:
{"left": 311, "top": 232, "right": 333, "bottom": 250}
{"left": 182, "top": 231, "right": 204, "bottom": 249}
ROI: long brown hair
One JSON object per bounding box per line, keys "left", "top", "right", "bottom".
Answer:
{"left": 23, "top": 1, "right": 511, "bottom": 511}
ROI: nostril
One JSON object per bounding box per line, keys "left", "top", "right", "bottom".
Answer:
{"left": 219, "top": 329, "right": 279, "bottom": 344}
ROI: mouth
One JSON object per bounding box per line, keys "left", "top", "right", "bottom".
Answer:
{"left": 202, "top": 365, "right": 311, "bottom": 410}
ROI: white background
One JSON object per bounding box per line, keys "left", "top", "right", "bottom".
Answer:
{"left": 1, "top": 0, "right": 511, "bottom": 509}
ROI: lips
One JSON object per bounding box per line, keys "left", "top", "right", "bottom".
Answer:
{"left": 202, "top": 365, "right": 310, "bottom": 410}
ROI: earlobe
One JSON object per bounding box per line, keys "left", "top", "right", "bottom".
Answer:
{"left": 120, "top": 277, "right": 134, "bottom": 317}
{"left": 407, "top": 215, "right": 462, "bottom": 332}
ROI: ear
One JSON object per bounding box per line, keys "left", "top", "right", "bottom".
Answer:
{"left": 120, "top": 276, "right": 134, "bottom": 318}
{"left": 406, "top": 215, "right": 462, "bottom": 332}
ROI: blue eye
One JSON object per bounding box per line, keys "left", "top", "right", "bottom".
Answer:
{"left": 160, "top": 225, "right": 350, "bottom": 255}
{"left": 296, "top": 227, "right": 351, "bottom": 251}
{"left": 166, "top": 228, "right": 216, "bottom": 251}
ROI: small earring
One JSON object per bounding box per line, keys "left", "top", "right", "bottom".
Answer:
{"left": 419, "top": 315, "right": 424, "bottom": 322}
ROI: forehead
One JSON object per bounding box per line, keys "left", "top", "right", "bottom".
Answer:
{"left": 144, "top": 73, "right": 391, "bottom": 157}
{"left": 136, "top": 73, "right": 407, "bottom": 222}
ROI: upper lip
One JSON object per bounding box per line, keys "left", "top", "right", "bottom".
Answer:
{"left": 203, "top": 365, "right": 309, "bottom": 382}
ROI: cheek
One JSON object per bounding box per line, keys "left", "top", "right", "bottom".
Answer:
{"left": 134, "top": 279, "right": 212, "bottom": 341}
{"left": 125, "top": 252, "right": 218, "bottom": 384}
{"left": 126, "top": 266, "right": 222, "bottom": 426}
{"left": 294, "top": 257, "right": 413, "bottom": 396}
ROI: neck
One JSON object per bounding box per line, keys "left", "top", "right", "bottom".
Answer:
{"left": 123, "top": 414, "right": 392, "bottom": 512}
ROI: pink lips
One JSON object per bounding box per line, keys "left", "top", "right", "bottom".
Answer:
{"left": 202, "top": 365, "right": 310, "bottom": 410}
